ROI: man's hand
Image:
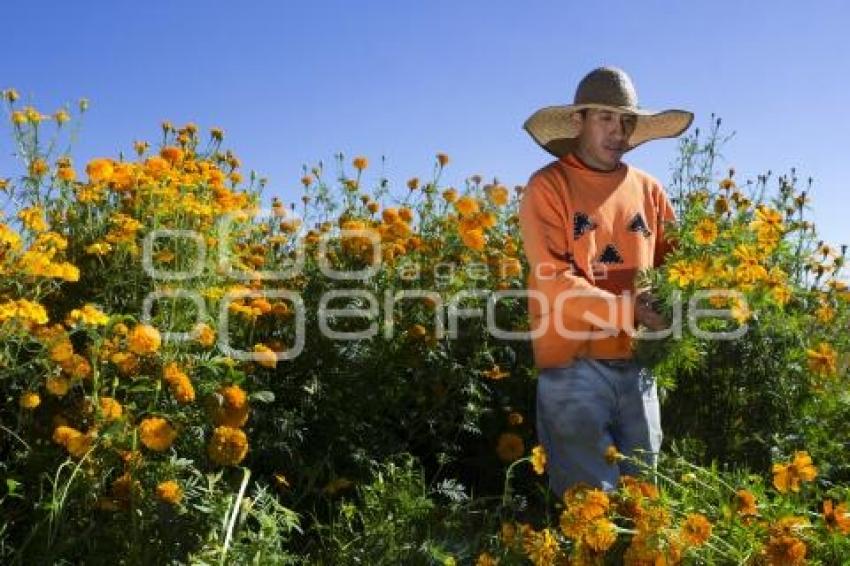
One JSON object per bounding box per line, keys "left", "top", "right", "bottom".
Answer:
{"left": 634, "top": 291, "right": 667, "bottom": 332}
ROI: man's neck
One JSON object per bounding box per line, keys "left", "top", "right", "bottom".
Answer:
{"left": 571, "top": 150, "right": 622, "bottom": 173}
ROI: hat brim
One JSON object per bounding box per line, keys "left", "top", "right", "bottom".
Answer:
{"left": 523, "top": 103, "right": 694, "bottom": 158}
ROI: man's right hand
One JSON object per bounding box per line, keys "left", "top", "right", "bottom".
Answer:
{"left": 634, "top": 291, "right": 667, "bottom": 331}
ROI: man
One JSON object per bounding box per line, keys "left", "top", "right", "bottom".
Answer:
{"left": 518, "top": 66, "right": 693, "bottom": 495}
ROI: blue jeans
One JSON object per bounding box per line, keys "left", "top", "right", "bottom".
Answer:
{"left": 536, "top": 357, "right": 662, "bottom": 496}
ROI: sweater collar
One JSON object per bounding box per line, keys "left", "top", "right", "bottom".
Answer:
{"left": 560, "top": 151, "right": 625, "bottom": 174}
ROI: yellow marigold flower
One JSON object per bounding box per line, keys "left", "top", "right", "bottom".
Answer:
{"left": 208, "top": 425, "right": 249, "bottom": 466}
{"left": 24, "top": 106, "right": 43, "bottom": 123}
{"left": 474, "top": 552, "right": 497, "bottom": 566}
{"left": 730, "top": 297, "right": 752, "bottom": 324}
{"left": 485, "top": 184, "right": 510, "bottom": 207}
{"left": 18, "top": 206, "right": 47, "bottom": 232}
{"left": 86, "top": 158, "right": 114, "bottom": 183}
{"left": 436, "top": 152, "right": 449, "bottom": 167}
{"left": 522, "top": 527, "right": 561, "bottom": 565}
{"left": 823, "top": 499, "right": 850, "bottom": 534}
{"left": 693, "top": 218, "right": 718, "bottom": 245}
{"left": 667, "top": 260, "right": 695, "bottom": 287}
{"left": 11, "top": 111, "right": 26, "bottom": 125}
{"left": 155, "top": 480, "right": 183, "bottom": 505}
{"left": 4, "top": 88, "right": 19, "bottom": 103}
{"left": 807, "top": 342, "right": 837, "bottom": 377}
{"left": 19, "top": 391, "right": 41, "bottom": 410}
{"left": 85, "top": 242, "right": 112, "bottom": 256}
{"left": 460, "top": 228, "right": 486, "bottom": 251}
{"left": 28, "top": 158, "right": 49, "bottom": 178}
{"left": 54, "top": 109, "right": 70, "bottom": 125}
{"left": 496, "top": 432, "right": 525, "bottom": 463}
{"left": 442, "top": 188, "right": 458, "bottom": 203}
{"left": 252, "top": 343, "right": 278, "bottom": 369}
{"left": 46, "top": 375, "right": 71, "bottom": 397}
{"left": 352, "top": 156, "right": 368, "bottom": 171}
{"left": 454, "top": 195, "right": 480, "bottom": 217}
{"left": 98, "top": 396, "right": 123, "bottom": 421}
{"left": 531, "top": 444, "right": 547, "bottom": 475}
{"left": 192, "top": 322, "right": 216, "bottom": 347}
{"left": 67, "top": 304, "right": 109, "bottom": 326}
{"left": 127, "top": 324, "right": 162, "bottom": 356}
{"left": 772, "top": 451, "right": 817, "bottom": 493}
{"left": 680, "top": 513, "right": 712, "bottom": 547}
{"left": 815, "top": 303, "right": 835, "bottom": 324}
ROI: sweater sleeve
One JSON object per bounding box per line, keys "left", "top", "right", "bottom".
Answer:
{"left": 518, "top": 173, "right": 635, "bottom": 333}
{"left": 654, "top": 187, "right": 678, "bottom": 268}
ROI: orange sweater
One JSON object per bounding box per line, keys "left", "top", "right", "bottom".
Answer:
{"left": 518, "top": 152, "right": 676, "bottom": 369}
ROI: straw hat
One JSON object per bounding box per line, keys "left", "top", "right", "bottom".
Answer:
{"left": 523, "top": 66, "right": 694, "bottom": 158}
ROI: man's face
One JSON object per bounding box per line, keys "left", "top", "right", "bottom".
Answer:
{"left": 571, "top": 109, "right": 637, "bottom": 171}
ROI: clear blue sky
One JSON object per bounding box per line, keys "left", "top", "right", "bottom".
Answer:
{"left": 2, "top": 0, "right": 847, "bottom": 255}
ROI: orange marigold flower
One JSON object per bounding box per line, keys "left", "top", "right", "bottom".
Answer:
{"left": 772, "top": 451, "right": 817, "bottom": 493}
{"left": 584, "top": 517, "right": 617, "bottom": 552}
{"left": 98, "top": 396, "right": 123, "bottom": 421}
{"left": 460, "top": 228, "right": 486, "bottom": 251}
{"left": 46, "top": 375, "right": 71, "bottom": 397}
{"left": 735, "top": 489, "right": 758, "bottom": 517}
{"left": 155, "top": 480, "right": 183, "bottom": 505}
{"left": 159, "top": 145, "right": 184, "bottom": 164}
{"left": 352, "top": 156, "right": 368, "bottom": 171}
{"left": 454, "top": 195, "right": 480, "bottom": 217}
{"left": 210, "top": 385, "right": 250, "bottom": 427}
{"left": 823, "top": 499, "right": 850, "bottom": 534}
{"left": 49, "top": 340, "right": 74, "bottom": 362}
{"left": 208, "top": 425, "right": 249, "bottom": 466}
{"left": 765, "top": 536, "right": 807, "bottom": 565}
{"left": 442, "top": 188, "right": 458, "bottom": 203}
{"left": 138, "top": 417, "right": 177, "bottom": 452}
{"left": 680, "top": 513, "right": 712, "bottom": 547}
{"left": 163, "top": 362, "right": 195, "bottom": 404}
{"left": 496, "top": 432, "right": 525, "bottom": 463}
{"left": 127, "top": 324, "right": 161, "bottom": 356}
{"left": 436, "top": 153, "right": 450, "bottom": 167}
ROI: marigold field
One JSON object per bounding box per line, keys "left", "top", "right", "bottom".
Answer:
{"left": 1, "top": 93, "right": 849, "bottom": 565}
